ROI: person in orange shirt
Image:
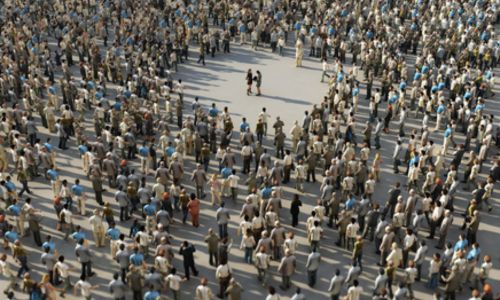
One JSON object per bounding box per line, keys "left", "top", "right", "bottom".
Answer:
{"left": 187, "top": 193, "right": 201, "bottom": 227}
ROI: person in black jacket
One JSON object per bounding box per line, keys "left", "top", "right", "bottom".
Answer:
{"left": 179, "top": 241, "right": 198, "bottom": 280}
{"left": 290, "top": 194, "right": 302, "bottom": 227}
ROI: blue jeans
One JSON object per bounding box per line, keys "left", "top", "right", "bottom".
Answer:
{"left": 244, "top": 247, "right": 253, "bottom": 264}
{"left": 428, "top": 272, "right": 439, "bottom": 289}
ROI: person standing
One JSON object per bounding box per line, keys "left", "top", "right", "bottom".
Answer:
{"left": 290, "top": 194, "right": 302, "bottom": 227}
{"left": 0, "top": 254, "right": 17, "bottom": 295}
{"left": 215, "top": 260, "right": 232, "bottom": 298}
{"left": 216, "top": 202, "right": 231, "bottom": 238}
{"left": 27, "top": 208, "right": 43, "bottom": 247}
{"left": 73, "top": 274, "right": 98, "bottom": 300}
{"left": 126, "top": 266, "right": 144, "bottom": 300}
{"left": 108, "top": 272, "right": 126, "bottom": 300}
{"left": 277, "top": 249, "right": 296, "bottom": 290}
{"left": 41, "top": 246, "right": 57, "bottom": 285}
{"left": 187, "top": 193, "right": 201, "bottom": 227}
{"left": 347, "top": 280, "right": 363, "bottom": 300}
{"left": 191, "top": 164, "right": 208, "bottom": 199}
{"left": 54, "top": 255, "right": 73, "bottom": 298}
{"left": 165, "top": 268, "right": 183, "bottom": 300}
{"left": 179, "top": 241, "right": 199, "bottom": 280}
{"left": 195, "top": 277, "right": 214, "bottom": 300}
{"left": 224, "top": 278, "right": 243, "bottom": 300}
{"left": 255, "top": 246, "right": 270, "bottom": 286}
{"left": 12, "top": 240, "right": 29, "bottom": 278}
{"left": 246, "top": 69, "right": 253, "bottom": 95}
{"left": 75, "top": 239, "right": 95, "bottom": 278}
{"left": 88, "top": 209, "right": 105, "bottom": 247}
{"left": 197, "top": 44, "right": 206, "bottom": 66}
{"left": 255, "top": 71, "right": 262, "bottom": 96}
{"left": 295, "top": 39, "right": 304, "bottom": 67}
{"left": 441, "top": 265, "right": 461, "bottom": 300}
{"left": 204, "top": 228, "right": 220, "bottom": 266}
{"left": 328, "top": 269, "right": 345, "bottom": 300}
{"left": 305, "top": 249, "right": 321, "bottom": 287}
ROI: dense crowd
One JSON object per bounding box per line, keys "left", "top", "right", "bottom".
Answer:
{"left": 0, "top": 0, "right": 500, "bottom": 299}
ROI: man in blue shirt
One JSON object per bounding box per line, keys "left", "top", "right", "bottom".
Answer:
{"left": 139, "top": 142, "right": 150, "bottom": 175}
{"left": 7, "top": 200, "right": 23, "bottom": 236}
{"left": 71, "top": 179, "right": 86, "bottom": 216}
{"left": 71, "top": 225, "right": 86, "bottom": 242}
{"left": 47, "top": 167, "right": 61, "bottom": 198}
{"left": 240, "top": 117, "right": 249, "bottom": 132}
{"left": 4, "top": 225, "right": 18, "bottom": 244}
{"left": 129, "top": 247, "right": 145, "bottom": 267}
{"left": 4, "top": 176, "right": 17, "bottom": 202}
{"left": 143, "top": 285, "right": 160, "bottom": 300}
{"left": 42, "top": 235, "right": 56, "bottom": 254}
{"left": 143, "top": 199, "right": 157, "bottom": 217}
{"left": 106, "top": 224, "right": 121, "bottom": 257}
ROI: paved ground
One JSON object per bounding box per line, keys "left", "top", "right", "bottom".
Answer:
{"left": 1, "top": 42, "right": 499, "bottom": 300}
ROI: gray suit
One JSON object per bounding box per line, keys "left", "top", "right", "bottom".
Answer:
{"left": 278, "top": 255, "right": 296, "bottom": 289}
{"left": 75, "top": 244, "right": 93, "bottom": 277}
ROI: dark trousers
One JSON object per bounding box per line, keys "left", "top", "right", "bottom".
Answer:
{"left": 306, "top": 168, "right": 316, "bottom": 182}
{"left": 219, "top": 223, "right": 228, "bottom": 238}
{"left": 18, "top": 180, "right": 32, "bottom": 196}
{"left": 16, "top": 256, "right": 29, "bottom": 278}
{"left": 281, "top": 275, "right": 291, "bottom": 289}
{"left": 218, "top": 277, "right": 230, "bottom": 297}
{"left": 58, "top": 137, "right": 68, "bottom": 149}
{"left": 445, "top": 291, "right": 456, "bottom": 300}
{"left": 307, "top": 270, "right": 317, "bottom": 287}
{"left": 95, "top": 191, "right": 103, "bottom": 205}
{"left": 81, "top": 261, "right": 92, "bottom": 277}
{"left": 32, "top": 229, "right": 42, "bottom": 246}
{"left": 183, "top": 262, "right": 198, "bottom": 280}
{"left": 197, "top": 54, "right": 205, "bottom": 65}
{"left": 291, "top": 213, "right": 299, "bottom": 227}
{"left": 120, "top": 206, "right": 129, "bottom": 221}
{"left": 132, "top": 290, "right": 142, "bottom": 300}
{"left": 209, "top": 250, "right": 218, "bottom": 266}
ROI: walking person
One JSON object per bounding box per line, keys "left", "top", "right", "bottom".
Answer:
{"left": 305, "top": 248, "right": 321, "bottom": 287}
{"left": 179, "top": 241, "right": 199, "bottom": 280}
{"left": 75, "top": 238, "right": 95, "bottom": 278}
{"left": 197, "top": 44, "right": 206, "bottom": 66}
{"left": 290, "top": 194, "right": 302, "bottom": 227}
{"left": 277, "top": 249, "right": 296, "bottom": 290}
{"left": 246, "top": 69, "right": 253, "bottom": 95}
{"left": 255, "top": 71, "right": 262, "bottom": 96}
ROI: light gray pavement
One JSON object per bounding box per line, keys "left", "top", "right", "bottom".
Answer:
{"left": 1, "top": 43, "right": 500, "bottom": 300}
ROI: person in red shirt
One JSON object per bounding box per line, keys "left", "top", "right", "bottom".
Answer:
{"left": 187, "top": 193, "right": 201, "bottom": 227}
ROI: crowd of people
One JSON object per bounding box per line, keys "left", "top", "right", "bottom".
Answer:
{"left": 0, "top": 0, "right": 499, "bottom": 299}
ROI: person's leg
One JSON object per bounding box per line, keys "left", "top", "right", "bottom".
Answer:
{"left": 184, "top": 263, "right": 190, "bottom": 280}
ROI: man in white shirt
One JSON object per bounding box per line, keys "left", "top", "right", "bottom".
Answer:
{"left": 215, "top": 262, "right": 231, "bottom": 298}
{"left": 228, "top": 169, "right": 240, "bottom": 202}
{"left": 0, "top": 254, "right": 17, "bottom": 294}
{"left": 54, "top": 255, "right": 72, "bottom": 297}
{"left": 308, "top": 221, "right": 323, "bottom": 252}
{"left": 60, "top": 204, "right": 74, "bottom": 240}
{"left": 347, "top": 279, "right": 363, "bottom": 300}
{"left": 195, "top": 277, "right": 214, "bottom": 300}
{"left": 74, "top": 274, "right": 97, "bottom": 299}
{"left": 165, "top": 268, "right": 182, "bottom": 300}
